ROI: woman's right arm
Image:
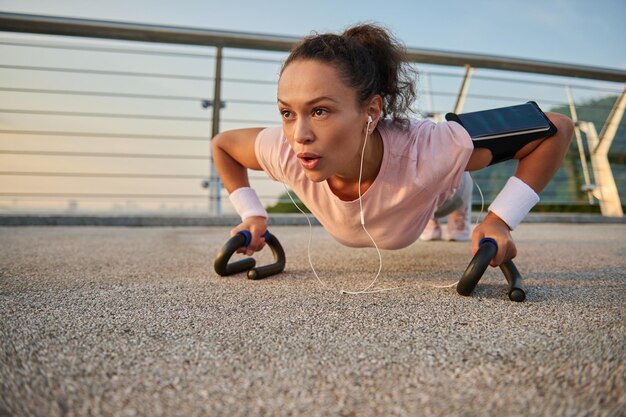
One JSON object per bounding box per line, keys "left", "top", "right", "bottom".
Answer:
{"left": 212, "top": 128, "right": 267, "bottom": 255}
{"left": 212, "top": 128, "right": 264, "bottom": 191}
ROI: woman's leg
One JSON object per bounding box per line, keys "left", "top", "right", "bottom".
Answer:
{"left": 446, "top": 173, "right": 473, "bottom": 241}
{"left": 420, "top": 172, "right": 473, "bottom": 241}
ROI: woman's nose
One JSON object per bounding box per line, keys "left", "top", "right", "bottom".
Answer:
{"left": 293, "top": 118, "right": 314, "bottom": 144}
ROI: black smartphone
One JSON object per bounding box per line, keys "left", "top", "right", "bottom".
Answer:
{"left": 445, "top": 101, "right": 556, "bottom": 141}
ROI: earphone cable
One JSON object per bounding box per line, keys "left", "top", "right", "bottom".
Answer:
{"left": 340, "top": 118, "right": 387, "bottom": 294}
{"left": 276, "top": 120, "right": 486, "bottom": 295}
{"left": 280, "top": 184, "right": 332, "bottom": 291}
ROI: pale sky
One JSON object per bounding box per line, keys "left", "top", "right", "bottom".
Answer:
{"left": 2, "top": 0, "right": 625, "bottom": 69}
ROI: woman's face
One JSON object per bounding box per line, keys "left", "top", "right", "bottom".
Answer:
{"left": 277, "top": 59, "right": 368, "bottom": 183}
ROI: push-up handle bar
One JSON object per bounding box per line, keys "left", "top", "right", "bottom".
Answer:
{"left": 214, "top": 230, "right": 286, "bottom": 280}
{"left": 457, "top": 237, "right": 526, "bottom": 302}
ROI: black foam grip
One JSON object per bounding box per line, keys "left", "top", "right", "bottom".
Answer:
{"left": 457, "top": 241, "right": 497, "bottom": 296}
{"left": 500, "top": 261, "right": 526, "bottom": 302}
{"left": 214, "top": 233, "right": 256, "bottom": 276}
{"left": 214, "top": 231, "right": 286, "bottom": 279}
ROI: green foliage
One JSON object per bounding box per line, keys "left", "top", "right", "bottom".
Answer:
{"left": 472, "top": 95, "right": 625, "bottom": 205}
{"left": 266, "top": 191, "right": 310, "bottom": 213}
{"left": 550, "top": 95, "right": 626, "bottom": 153}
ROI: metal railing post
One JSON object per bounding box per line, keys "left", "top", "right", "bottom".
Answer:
{"left": 209, "top": 46, "right": 223, "bottom": 216}
{"left": 566, "top": 86, "right": 595, "bottom": 204}
{"left": 453, "top": 65, "right": 474, "bottom": 113}
{"left": 596, "top": 88, "right": 626, "bottom": 156}
{"left": 579, "top": 121, "right": 623, "bottom": 217}
{"left": 586, "top": 88, "right": 626, "bottom": 217}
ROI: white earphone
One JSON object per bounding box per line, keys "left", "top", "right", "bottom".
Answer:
{"left": 368, "top": 115, "right": 373, "bottom": 123}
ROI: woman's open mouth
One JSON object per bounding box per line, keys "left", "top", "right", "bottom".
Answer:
{"left": 297, "top": 152, "right": 321, "bottom": 170}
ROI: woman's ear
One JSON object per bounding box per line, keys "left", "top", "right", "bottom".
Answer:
{"left": 366, "top": 95, "right": 383, "bottom": 125}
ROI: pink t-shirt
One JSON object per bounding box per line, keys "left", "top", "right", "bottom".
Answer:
{"left": 255, "top": 119, "right": 473, "bottom": 249}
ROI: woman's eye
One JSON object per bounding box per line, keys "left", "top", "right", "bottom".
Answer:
{"left": 280, "top": 110, "right": 292, "bottom": 119}
{"left": 313, "top": 108, "right": 328, "bottom": 117}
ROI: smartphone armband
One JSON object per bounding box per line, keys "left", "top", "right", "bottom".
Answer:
{"left": 445, "top": 101, "right": 557, "bottom": 165}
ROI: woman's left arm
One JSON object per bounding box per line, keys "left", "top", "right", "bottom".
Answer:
{"left": 467, "top": 112, "right": 574, "bottom": 266}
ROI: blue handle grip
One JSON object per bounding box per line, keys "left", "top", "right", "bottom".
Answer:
{"left": 479, "top": 237, "right": 498, "bottom": 250}
{"left": 237, "top": 230, "right": 271, "bottom": 247}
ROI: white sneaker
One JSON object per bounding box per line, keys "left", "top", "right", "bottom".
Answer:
{"left": 420, "top": 218, "right": 442, "bottom": 241}
{"left": 445, "top": 204, "right": 472, "bottom": 241}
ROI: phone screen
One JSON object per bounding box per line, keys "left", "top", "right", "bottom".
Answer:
{"left": 454, "top": 102, "right": 551, "bottom": 141}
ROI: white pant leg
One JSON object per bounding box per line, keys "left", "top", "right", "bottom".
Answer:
{"left": 433, "top": 172, "right": 472, "bottom": 218}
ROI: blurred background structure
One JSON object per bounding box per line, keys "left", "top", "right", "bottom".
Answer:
{"left": 1, "top": 12, "right": 625, "bottom": 217}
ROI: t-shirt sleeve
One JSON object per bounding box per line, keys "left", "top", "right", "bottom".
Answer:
{"left": 417, "top": 120, "right": 474, "bottom": 191}
{"left": 254, "top": 127, "right": 289, "bottom": 183}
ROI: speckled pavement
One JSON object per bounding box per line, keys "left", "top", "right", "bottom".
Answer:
{"left": 1, "top": 224, "right": 624, "bottom": 416}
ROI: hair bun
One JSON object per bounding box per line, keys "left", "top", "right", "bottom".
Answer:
{"left": 282, "top": 24, "right": 417, "bottom": 127}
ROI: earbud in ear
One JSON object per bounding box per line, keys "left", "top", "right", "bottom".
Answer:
{"left": 367, "top": 115, "right": 373, "bottom": 123}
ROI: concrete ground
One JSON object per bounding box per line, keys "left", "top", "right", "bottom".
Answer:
{"left": 0, "top": 224, "right": 624, "bottom": 417}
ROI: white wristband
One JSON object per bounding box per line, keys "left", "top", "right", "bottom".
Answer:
{"left": 228, "top": 187, "right": 268, "bottom": 220}
{"left": 488, "top": 176, "right": 539, "bottom": 230}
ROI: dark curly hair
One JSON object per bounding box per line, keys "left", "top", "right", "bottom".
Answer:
{"left": 281, "top": 24, "right": 418, "bottom": 126}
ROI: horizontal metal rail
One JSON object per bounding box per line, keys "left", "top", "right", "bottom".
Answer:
{"left": 0, "top": 87, "right": 211, "bottom": 102}
{"left": 1, "top": 113, "right": 276, "bottom": 127}
{"left": 0, "top": 39, "right": 213, "bottom": 58}
{"left": 0, "top": 171, "right": 271, "bottom": 180}
{"left": 0, "top": 150, "right": 208, "bottom": 160}
{"left": 425, "top": 70, "right": 624, "bottom": 92}
{"left": 0, "top": 192, "right": 280, "bottom": 200}
{"left": 0, "top": 64, "right": 213, "bottom": 80}
{"left": 0, "top": 85, "right": 617, "bottom": 112}
{"left": 0, "top": 84, "right": 574, "bottom": 109}
{"left": 1, "top": 108, "right": 209, "bottom": 122}
{"left": 0, "top": 64, "right": 280, "bottom": 85}
{"left": 0, "top": 130, "right": 209, "bottom": 141}
{"left": 0, "top": 171, "right": 207, "bottom": 179}
{"left": 1, "top": 12, "right": 625, "bottom": 82}
{"left": 0, "top": 192, "right": 209, "bottom": 199}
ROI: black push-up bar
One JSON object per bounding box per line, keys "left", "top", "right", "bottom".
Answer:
{"left": 214, "top": 230, "right": 286, "bottom": 280}
{"left": 457, "top": 237, "right": 526, "bottom": 302}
